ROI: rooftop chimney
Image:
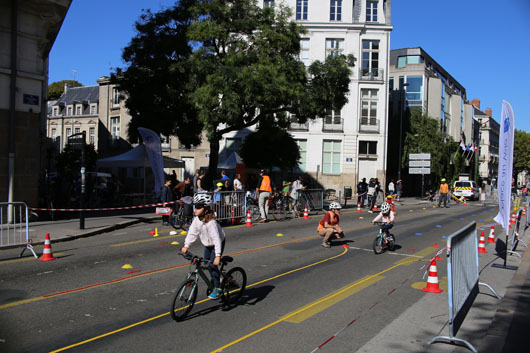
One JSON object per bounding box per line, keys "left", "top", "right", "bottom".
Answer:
{"left": 485, "top": 108, "right": 492, "bottom": 117}
{"left": 471, "top": 99, "right": 480, "bottom": 109}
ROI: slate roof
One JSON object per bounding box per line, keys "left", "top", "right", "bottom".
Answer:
{"left": 56, "top": 85, "right": 99, "bottom": 105}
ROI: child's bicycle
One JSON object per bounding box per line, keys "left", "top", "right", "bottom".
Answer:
{"left": 171, "top": 251, "right": 247, "bottom": 321}
{"left": 372, "top": 221, "right": 395, "bottom": 254}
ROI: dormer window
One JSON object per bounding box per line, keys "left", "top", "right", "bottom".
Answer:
{"left": 366, "top": 0, "right": 378, "bottom": 22}
{"left": 76, "top": 105, "right": 82, "bottom": 115}
{"left": 67, "top": 106, "right": 73, "bottom": 116}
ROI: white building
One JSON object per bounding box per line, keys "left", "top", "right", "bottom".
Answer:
{"left": 222, "top": 0, "right": 393, "bottom": 194}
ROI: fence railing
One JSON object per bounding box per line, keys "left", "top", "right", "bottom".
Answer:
{"left": 0, "top": 202, "right": 37, "bottom": 258}
{"left": 295, "top": 189, "right": 324, "bottom": 212}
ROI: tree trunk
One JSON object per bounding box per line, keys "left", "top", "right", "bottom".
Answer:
{"left": 206, "top": 135, "right": 220, "bottom": 191}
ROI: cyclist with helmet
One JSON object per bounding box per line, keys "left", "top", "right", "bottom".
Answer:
{"left": 181, "top": 193, "right": 226, "bottom": 299}
{"left": 317, "top": 202, "right": 345, "bottom": 248}
{"left": 438, "top": 178, "right": 449, "bottom": 208}
{"left": 371, "top": 202, "right": 395, "bottom": 239}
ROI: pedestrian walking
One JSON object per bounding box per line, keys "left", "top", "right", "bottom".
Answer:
{"left": 396, "top": 180, "right": 403, "bottom": 201}
{"left": 255, "top": 169, "right": 273, "bottom": 222}
{"left": 290, "top": 175, "right": 305, "bottom": 215}
{"left": 368, "top": 178, "right": 376, "bottom": 213}
{"left": 233, "top": 173, "right": 243, "bottom": 191}
{"left": 357, "top": 178, "right": 368, "bottom": 208}
{"left": 161, "top": 179, "right": 173, "bottom": 226}
{"left": 437, "top": 178, "right": 449, "bottom": 208}
{"left": 388, "top": 179, "right": 395, "bottom": 197}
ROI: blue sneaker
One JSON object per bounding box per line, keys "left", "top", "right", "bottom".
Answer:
{"left": 208, "top": 287, "right": 222, "bottom": 300}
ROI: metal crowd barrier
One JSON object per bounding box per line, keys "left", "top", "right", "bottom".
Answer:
{"left": 428, "top": 222, "right": 500, "bottom": 352}
{"left": 295, "top": 189, "right": 324, "bottom": 212}
{"left": 196, "top": 190, "right": 246, "bottom": 223}
{"left": 0, "top": 202, "right": 37, "bottom": 258}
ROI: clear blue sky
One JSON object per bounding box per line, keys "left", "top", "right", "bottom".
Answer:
{"left": 49, "top": 0, "right": 530, "bottom": 131}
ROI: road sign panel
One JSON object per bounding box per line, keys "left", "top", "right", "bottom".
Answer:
{"left": 409, "top": 160, "right": 431, "bottom": 167}
{"left": 409, "top": 153, "right": 431, "bottom": 160}
{"left": 409, "top": 167, "right": 431, "bottom": 174}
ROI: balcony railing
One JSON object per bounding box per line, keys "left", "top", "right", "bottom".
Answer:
{"left": 322, "top": 117, "right": 343, "bottom": 132}
{"left": 359, "top": 117, "right": 379, "bottom": 133}
{"left": 359, "top": 68, "right": 384, "bottom": 81}
{"left": 289, "top": 116, "right": 309, "bottom": 131}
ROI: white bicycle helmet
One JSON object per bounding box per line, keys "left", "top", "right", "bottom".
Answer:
{"left": 193, "top": 193, "right": 212, "bottom": 206}
{"left": 380, "top": 202, "right": 391, "bottom": 213}
{"left": 329, "top": 201, "right": 342, "bottom": 210}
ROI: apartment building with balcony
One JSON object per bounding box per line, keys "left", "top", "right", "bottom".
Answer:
{"left": 220, "top": 0, "right": 393, "bottom": 193}
{"left": 472, "top": 100, "right": 499, "bottom": 184}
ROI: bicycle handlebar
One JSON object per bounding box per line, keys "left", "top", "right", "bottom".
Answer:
{"left": 372, "top": 221, "right": 389, "bottom": 225}
{"left": 179, "top": 252, "right": 212, "bottom": 266}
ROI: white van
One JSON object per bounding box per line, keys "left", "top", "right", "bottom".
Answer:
{"left": 452, "top": 180, "right": 480, "bottom": 201}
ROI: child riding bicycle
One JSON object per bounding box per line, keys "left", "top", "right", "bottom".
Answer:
{"left": 371, "top": 202, "right": 395, "bottom": 239}
{"left": 181, "top": 193, "right": 226, "bottom": 299}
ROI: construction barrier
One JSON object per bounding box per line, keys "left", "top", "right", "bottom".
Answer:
{"left": 0, "top": 202, "right": 37, "bottom": 258}
{"left": 427, "top": 222, "right": 500, "bottom": 352}
{"left": 295, "top": 189, "right": 324, "bottom": 213}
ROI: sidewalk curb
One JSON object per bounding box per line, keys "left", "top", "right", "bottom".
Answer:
{"left": 30, "top": 215, "right": 160, "bottom": 246}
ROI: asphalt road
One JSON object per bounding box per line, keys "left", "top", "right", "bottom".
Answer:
{"left": 0, "top": 202, "right": 503, "bottom": 353}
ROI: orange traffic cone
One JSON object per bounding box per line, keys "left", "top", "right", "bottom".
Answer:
{"left": 487, "top": 226, "right": 496, "bottom": 243}
{"left": 422, "top": 259, "right": 443, "bottom": 293}
{"left": 523, "top": 207, "right": 527, "bottom": 217}
{"left": 39, "top": 233, "right": 57, "bottom": 261}
{"left": 303, "top": 204, "right": 309, "bottom": 219}
{"left": 478, "top": 231, "right": 488, "bottom": 253}
{"left": 510, "top": 212, "right": 516, "bottom": 224}
{"left": 357, "top": 202, "right": 362, "bottom": 213}
{"left": 463, "top": 198, "right": 467, "bottom": 206}
{"left": 373, "top": 203, "right": 378, "bottom": 212}
{"left": 245, "top": 209, "right": 253, "bottom": 227}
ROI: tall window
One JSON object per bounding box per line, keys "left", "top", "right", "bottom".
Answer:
{"left": 324, "top": 109, "right": 341, "bottom": 127}
{"left": 296, "top": 0, "right": 308, "bottom": 20}
{"left": 326, "top": 39, "right": 344, "bottom": 58}
{"left": 226, "top": 137, "right": 241, "bottom": 153}
{"left": 359, "top": 141, "right": 377, "bottom": 155}
{"left": 405, "top": 76, "right": 423, "bottom": 107}
{"left": 51, "top": 128, "right": 56, "bottom": 140}
{"left": 111, "top": 117, "right": 120, "bottom": 139}
{"left": 300, "top": 39, "right": 310, "bottom": 66}
{"left": 361, "top": 40, "right": 379, "bottom": 76}
{"left": 366, "top": 0, "right": 378, "bottom": 22}
{"left": 323, "top": 140, "right": 341, "bottom": 174}
{"left": 52, "top": 107, "right": 58, "bottom": 116}
{"left": 296, "top": 139, "right": 307, "bottom": 172}
{"left": 76, "top": 106, "right": 81, "bottom": 115}
{"left": 67, "top": 106, "right": 73, "bottom": 115}
{"left": 90, "top": 104, "right": 97, "bottom": 115}
{"left": 330, "top": 0, "right": 342, "bottom": 21}
{"left": 66, "top": 128, "right": 71, "bottom": 137}
{"left": 360, "top": 89, "right": 378, "bottom": 125}
{"left": 75, "top": 127, "right": 80, "bottom": 134}
{"left": 88, "top": 127, "right": 95, "bottom": 144}
{"left": 264, "top": 0, "right": 274, "bottom": 7}
{"left": 112, "top": 87, "right": 120, "bottom": 106}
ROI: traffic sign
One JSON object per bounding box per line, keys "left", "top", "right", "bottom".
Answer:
{"left": 409, "top": 160, "right": 431, "bottom": 167}
{"left": 409, "top": 167, "right": 431, "bottom": 174}
{"left": 409, "top": 153, "right": 431, "bottom": 160}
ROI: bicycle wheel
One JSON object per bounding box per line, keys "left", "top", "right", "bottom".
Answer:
{"left": 221, "top": 267, "right": 247, "bottom": 305}
{"left": 171, "top": 279, "right": 197, "bottom": 321}
{"left": 248, "top": 204, "right": 260, "bottom": 222}
{"left": 373, "top": 236, "right": 384, "bottom": 255}
{"left": 272, "top": 202, "right": 287, "bottom": 221}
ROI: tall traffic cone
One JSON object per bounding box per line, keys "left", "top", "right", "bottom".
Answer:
{"left": 510, "top": 212, "right": 516, "bottom": 224}
{"left": 153, "top": 227, "right": 160, "bottom": 237}
{"left": 523, "top": 207, "right": 527, "bottom": 218}
{"left": 357, "top": 202, "right": 362, "bottom": 213}
{"left": 373, "top": 203, "right": 378, "bottom": 212}
{"left": 487, "top": 226, "right": 496, "bottom": 243}
{"left": 478, "top": 231, "right": 488, "bottom": 253}
{"left": 422, "top": 259, "right": 443, "bottom": 293}
{"left": 245, "top": 209, "right": 254, "bottom": 227}
{"left": 39, "top": 233, "right": 57, "bottom": 261}
{"left": 463, "top": 198, "right": 467, "bottom": 206}
{"left": 303, "top": 204, "right": 309, "bottom": 219}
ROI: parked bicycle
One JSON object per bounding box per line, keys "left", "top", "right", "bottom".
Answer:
{"left": 269, "top": 192, "right": 288, "bottom": 221}
{"left": 245, "top": 193, "right": 261, "bottom": 222}
{"left": 372, "top": 221, "right": 395, "bottom": 254}
{"left": 171, "top": 251, "right": 247, "bottom": 321}
{"left": 170, "top": 199, "right": 193, "bottom": 230}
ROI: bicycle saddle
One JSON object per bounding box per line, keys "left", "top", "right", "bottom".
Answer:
{"left": 220, "top": 256, "right": 233, "bottom": 264}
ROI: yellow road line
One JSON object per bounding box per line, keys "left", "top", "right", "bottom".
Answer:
{"left": 284, "top": 275, "right": 384, "bottom": 323}
{"left": 49, "top": 248, "right": 349, "bottom": 353}
{"left": 110, "top": 234, "right": 179, "bottom": 247}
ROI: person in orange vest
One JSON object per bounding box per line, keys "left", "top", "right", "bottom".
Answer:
{"left": 255, "top": 169, "right": 273, "bottom": 223}
{"left": 437, "top": 178, "right": 449, "bottom": 208}
{"left": 317, "top": 202, "right": 344, "bottom": 248}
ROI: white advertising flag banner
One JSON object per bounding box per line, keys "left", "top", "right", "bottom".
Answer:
{"left": 138, "top": 127, "right": 164, "bottom": 198}
{"left": 494, "top": 101, "right": 515, "bottom": 233}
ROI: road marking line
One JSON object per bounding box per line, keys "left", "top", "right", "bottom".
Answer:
{"left": 49, "top": 248, "right": 349, "bottom": 353}
{"left": 284, "top": 275, "right": 384, "bottom": 323}
{"left": 110, "top": 234, "right": 179, "bottom": 247}
{"left": 0, "top": 253, "right": 65, "bottom": 265}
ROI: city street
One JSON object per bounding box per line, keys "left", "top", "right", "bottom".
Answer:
{"left": 0, "top": 201, "right": 520, "bottom": 353}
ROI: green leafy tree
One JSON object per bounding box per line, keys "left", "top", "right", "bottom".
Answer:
{"left": 514, "top": 129, "right": 530, "bottom": 178}
{"left": 239, "top": 125, "right": 300, "bottom": 171}
{"left": 48, "top": 80, "right": 83, "bottom": 100}
{"left": 402, "top": 110, "right": 459, "bottom": 183}
{"left": 114, "top": 0, "right": 355, "bottom": 186}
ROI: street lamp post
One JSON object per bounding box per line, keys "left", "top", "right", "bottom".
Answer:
{"left": 397, "top": 83, "right": 409, "bottom": 180}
